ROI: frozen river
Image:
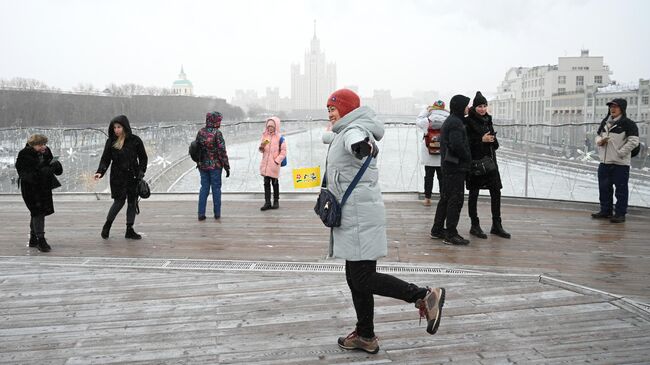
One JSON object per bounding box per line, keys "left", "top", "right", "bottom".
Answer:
{"left": 171, "top": 126, "right": 650, "bottom": 208}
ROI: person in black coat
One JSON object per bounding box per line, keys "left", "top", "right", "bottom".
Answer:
{"left": 15, "top": 134, "right": 63, "bottom": 252}
{"left": 431, "top": 94, "right": 472, "bottom": 245}
{"left": 465, "top": 91, "right": 510, "bottom": 239}
{"left": 94, "top": 115, "right": 148, "bottom": 240}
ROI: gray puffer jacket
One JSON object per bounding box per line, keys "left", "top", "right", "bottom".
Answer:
{"left": 323, "top": 106, "right": 387, "bottom": 261}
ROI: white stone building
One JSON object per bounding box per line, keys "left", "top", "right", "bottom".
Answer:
{"left": 490, "top": 50, "right": 612, "bottom": 146}
{"left": 171, "top": 66, "right": 193, "bottom": 96}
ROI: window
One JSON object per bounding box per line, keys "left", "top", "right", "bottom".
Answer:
{"left": 587, "top": 94, "right": 593, "bottom": 106}
{"left": 558, "top": 76, "right": 566, "bottom": 84}
{"left": 594, "top": 75, "right": 603, "bottom": 84}
{"left": 642, "top": 90, "right": 649, "bottom": 105}
{"left": 576, "top": 76, "right": 584, "bottom": 86}
{"left": 558, "top": 88, "right": 566, "bottom": 94}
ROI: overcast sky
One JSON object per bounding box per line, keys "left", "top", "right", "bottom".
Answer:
{"left": 1, "top": 0, "right": 649, "bottom": 102}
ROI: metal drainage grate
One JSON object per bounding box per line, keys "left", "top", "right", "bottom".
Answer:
{"left": 1, "top": 256, "right": 487, "bottom": 276}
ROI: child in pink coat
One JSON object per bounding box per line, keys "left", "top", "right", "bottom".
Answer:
{"left": 259, "top": 117, "right": 287, "bottom": 210}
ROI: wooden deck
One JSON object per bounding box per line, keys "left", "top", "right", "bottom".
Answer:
{"left": 1, "top": 194, "right": 650, "bottom": 363}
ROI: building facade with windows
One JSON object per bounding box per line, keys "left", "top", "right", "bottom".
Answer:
{"left": 490, "top": 50, "right": 612, "bottom": 146}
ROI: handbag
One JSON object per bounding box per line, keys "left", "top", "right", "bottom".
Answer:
{"left": 470, "top": 156, "right": 497, "bottom": 176}
{"left": 314, "top": 155, "right": 373, "bottom": 228}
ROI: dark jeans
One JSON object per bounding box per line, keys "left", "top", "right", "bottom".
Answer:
{"left": 263, "top": 176, "right": 279, "bottom": 203}
{"left": 598, "top": 163, "right": 630, "bottom": 216}
{"left": 198, "top": 168, "right": 222, "bottom": 218}
{"left": 30, "top": 214, "right": 45, "bottom": 238}
{"left": 432, "top": 171, "right": 466, "bottom": 236}
{"left": 106, "top": 191, "right": 137, "bottom": 226}
{"left": 468, "top": 188, "right": 502, "bottom": 222}
{"left": 345, "top": 260, "right": 428, "bottom": 338}
{"left": 424, "top": 166, "right": 442, "bottom": 198}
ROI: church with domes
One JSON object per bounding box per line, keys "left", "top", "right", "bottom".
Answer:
{"left": 171, "top": 66, "right": 193, "bottom": 96}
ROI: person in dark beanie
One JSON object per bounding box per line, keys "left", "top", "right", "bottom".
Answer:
{"left": 465, "top": 91, "right": 510, "bottom": 239}
{"left": 94, "top": 115, "right": 148, "bottom": 239}
{"left": 430, "top": 94, "right": 472, "bottom": 245}
{"left": 592, "top": 98, "right": 639, "bottom": 223}
{"left": 196, "top": 111, "right": 230, "bottom": 220}
{"left": 15, "top": 134, "right": 63, "bottom": 252}
{"left": 324, "top": 89, "right": 446, "bottom": 354}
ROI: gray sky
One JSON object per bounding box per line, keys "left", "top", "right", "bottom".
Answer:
{"left": 2, "top": 0, "right": 649, "bottom": 101}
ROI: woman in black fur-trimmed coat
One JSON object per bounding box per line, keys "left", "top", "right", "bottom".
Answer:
{"left": 465, "top": 91, "right": 510, "bottom": 239}
{"left": 15, "top": 134, "right": 63, "bottom": 252}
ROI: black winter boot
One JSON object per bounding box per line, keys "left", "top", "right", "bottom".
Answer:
{"left": 125, "top": 225, "right": 142, "bottom": 240}
{"left": 28, "top": 234, "right": 38, "bottom": 247}
{"left": 36, "top": 237, "right": 51, "bottom": 252}
{"left": 469, "top": 218, "right": 487, "bottom": 239}
{"left": 261, "top": 182, "right": 272, "bottom": 211}
{"left": 101, "top": 221, "right": 112, "bottom": 239}
{"left": 271, "top": 199, "right": 279, "bottom": 209}
{"left": 490, "top": 217, "right": 511, "bottom": 239}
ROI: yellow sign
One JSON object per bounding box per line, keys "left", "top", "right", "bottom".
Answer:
{"left": 293, "top": 166, "right": 321, "bottom": 189}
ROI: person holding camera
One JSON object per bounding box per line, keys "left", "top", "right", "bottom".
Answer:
{"left": 465, "top": 91, "right": 510, "bottom": 239}
{"left": 15, "top": 134, "right": 63, "bottom": 252}
{"left": 94, "top": 115, "right": 148, "bottom": 240}
{"left": 592, "top": 98, "right": 639, "bottom": 223}
{"left": 258, "top": 116, "right": 286, "bottom": 211}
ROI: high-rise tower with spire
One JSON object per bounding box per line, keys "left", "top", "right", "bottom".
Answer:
{"left": 291, "top": 21, "right": 337, "bottom": 111}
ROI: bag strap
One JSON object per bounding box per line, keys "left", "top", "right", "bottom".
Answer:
{"left": 340, "top": 155, "right": 373, "bottom": 207}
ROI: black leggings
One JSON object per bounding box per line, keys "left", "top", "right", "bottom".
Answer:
{"left": 424, "top": 166, "right": 442, "bottom": 198}
{"left": 345, "top": 260, "right": 428, "bottom": 338}
{"left": 106, "top": 194, "right": 137, "bottom": 226}
{"left": 468, "top": 188, "right": 502, "bottom": 221}
{"left": 30, "top": 214, "right": 45, "bottom": 238}
{"left": 263, "top": 176, "right": 279, "bottom": 202}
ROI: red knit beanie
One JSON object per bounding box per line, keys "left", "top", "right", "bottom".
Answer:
{"left": 327, "top": 89, "right": 360, "bottom": 118}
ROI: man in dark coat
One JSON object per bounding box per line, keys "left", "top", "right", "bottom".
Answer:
{"left": 430, "top": 95, "right": 472, "bottom": 245}
{"left": 94, "top": 115, "right": 148, "bottom": 239}
{"left": 15, "top": 134, "right": 63, "bottom": 252}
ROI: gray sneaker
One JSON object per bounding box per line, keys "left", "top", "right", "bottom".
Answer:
{"left": 416, "top": 287, "right": 446, "bottom": 335}
{"left": 337, "top": 331, "right": 379, "bottom": 354}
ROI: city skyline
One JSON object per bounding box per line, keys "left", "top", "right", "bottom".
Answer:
{"left": 2, "top": 0, "right": 649, "bottom": 102}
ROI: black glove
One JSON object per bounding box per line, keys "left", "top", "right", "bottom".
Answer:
{"left": 351, "top": 137, "right": 379, "bottom": 159}
{"left": 50, "top": 160, "right": 63, "bottom": 176}
{"left": 225, "top": 167, "right": 230, "bottom": 178}
{"left": 137, "top": 170, "right": 145, "bottom": 180}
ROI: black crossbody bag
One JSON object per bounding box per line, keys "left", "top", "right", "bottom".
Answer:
{"left": 314, "top": 155, "right": 373, "bottom": 228}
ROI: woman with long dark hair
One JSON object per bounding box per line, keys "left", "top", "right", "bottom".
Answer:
{"left": 465, "top": 91, "right": 510, "bottom": 239}
{"left": 94, "top": 115, "right": 148, "bottom": 240}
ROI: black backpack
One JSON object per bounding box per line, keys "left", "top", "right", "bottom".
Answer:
{"left": 189, "top": 140, "right": 200, "bottom": 162}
